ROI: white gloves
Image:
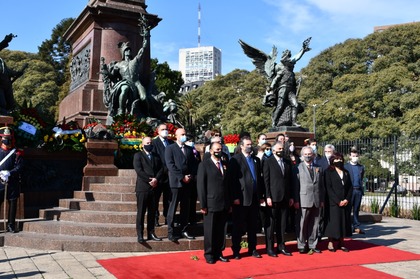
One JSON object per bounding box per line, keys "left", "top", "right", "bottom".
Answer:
{"left": 0, "top": 170, "right": 10, "bottom": 183}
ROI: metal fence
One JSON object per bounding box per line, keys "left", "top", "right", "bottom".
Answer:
{"left": 320, "top": 136, "right": 420, "bottom": 220}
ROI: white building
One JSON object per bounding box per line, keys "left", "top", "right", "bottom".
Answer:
{"left": 179, "top": 46, "right": 222, "bottom": 83}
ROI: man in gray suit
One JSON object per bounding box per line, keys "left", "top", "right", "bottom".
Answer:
{"left": 293, "top": 146, "right": 324, "bottom": 254}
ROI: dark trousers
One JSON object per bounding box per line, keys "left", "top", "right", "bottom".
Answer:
{"left": 352, "top": 189, "right": 363, "bottom": 229}
{"left": 188, "top": 180, "right": 198, "bottom": 224}
{"left": 231, "top": 200, "right": 259, "bottom": 254}
{"left": 203, "top": 210, "right": 228, "bottom": 261}
{"left": 136, "top": 190, "right": 157, "bottom": 238}
{"left": 266, "top": 201, "right": 288, "bottom": 251}
{"left": 167, "top": 186, "right": 191, "bottom": 237}
{"left": 154, "top": 181, "right": 171, "bottom": 222}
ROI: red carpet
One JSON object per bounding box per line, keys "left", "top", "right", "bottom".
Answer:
{"left": 98, "top": 240, "right": 420, "bottom": 279}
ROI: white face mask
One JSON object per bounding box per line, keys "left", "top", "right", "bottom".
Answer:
{"left": 351, "top": 156, "right": 359, "bottom": 163}
{"left": 259, "top": 139, "right": 266, "bottom": 145}
{"left": 289, "top": 145, "right": 295, "bottom": 152}
{"left": 159, "top": 130, "right": 168, "bottom": 138}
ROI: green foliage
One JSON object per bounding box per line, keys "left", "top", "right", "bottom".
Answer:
{"left": 299, "top": 22, "right": 420, "bottom": 141}
{"left": 370, "top": 198, "right": 379, "bottom": 214}
{"left": 177, "top": 69, "right": 271, "bottom": 136}
{"left": 411, "top": 203, "right": 420, "bottom": 220}
{"left": 150, "top": 58, "right": 184, "bottom": 101}
{"left": 390, "top": 199, "right": 400, "bottom": 217}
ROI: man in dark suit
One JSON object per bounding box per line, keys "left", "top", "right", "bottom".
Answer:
{"left": 318, "top": 144, "right": 335, "bottom": 172}
{"left": 197, "top": 142, "right": 230, "bottom": 264}
{"left": 165, "top": 128, "right": 199, "bottom": 241}
{"left": 229, "top": 136, "right": 264, "bottom": 259}
{"left": 133, "top": 137, "right": 164, "bottom": 243}
{"left": 152, "top": 123, "right": 174, "bottom": 226}
{"left": 263, "top": 142, "right": 294, "bottom": 257}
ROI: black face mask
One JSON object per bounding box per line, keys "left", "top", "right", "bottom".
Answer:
{"left": 143, "top": 144, "right": 154, "bottom": 152}
{"left": 333, "top": 161, "right": 344, "bottom": 169}
{"left": 213, "top": 152, "right": 223, "bottom": 159}
{"left": 2, "top": 138, "right": 11, "bottom": 146}
{"left": 275, "top": 151, "right": 284, "bottom": 158}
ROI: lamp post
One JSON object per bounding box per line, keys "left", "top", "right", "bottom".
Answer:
{"left": 312, "top": 99, "right": 329, "bottom": 139}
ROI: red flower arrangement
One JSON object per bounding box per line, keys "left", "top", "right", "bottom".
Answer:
{"left": 223, "top": 134, "right": 240, "bottom": 144}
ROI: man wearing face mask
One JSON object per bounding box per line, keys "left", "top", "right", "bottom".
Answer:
{"left": 263, "top": 143, "right": 294, "bottom": 257}
{"left": 318, "top": 144, "right": 335, "bottom": 172}
{"left": 0, "top": 127, "right": 23, "bottom": 233}
{"left": 197, "top": 142, "right": 231, "bottom": 264}
{"left": 344, "top": 148, "right": 365, "bottom": 234}
{"left": 228, "top": 136, "right": 264, "bottom": 259}
{"left": 133, "top": 137, "right": 163, "bottom": 243}
{"left": 152, "top": 124, "right": 174, "bottom": 226}
{"left": 293, "top": 146, "right": 324, "bottom": 254}
{"left": 165, "top": 128, "right": 199, "bottom": 241}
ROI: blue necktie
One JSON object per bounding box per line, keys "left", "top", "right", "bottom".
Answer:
{"left": 246, "top": 156, "right": 257, "bottom": 191}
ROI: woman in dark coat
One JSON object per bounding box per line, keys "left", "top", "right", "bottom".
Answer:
{"left": 324, "top": 153, "right": 353, "bottom": 252}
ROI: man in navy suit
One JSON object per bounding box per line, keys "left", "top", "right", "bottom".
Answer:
{"left": 197, "top": 142, "right": 230, "bottom": 264}
{"left": 165, "top": 128, "right": 199, "bottom": 241}
{"left": 263, "top": 142, "right": 294, "bottom": 257}
{"left": 152, "top": 123, "right": 174, "bottom": 226}
{"left": 133, "top": 137, "right": 164, "bottom": 243}
{"left": 229, "top": 136, "right": 264, "bottom": 259}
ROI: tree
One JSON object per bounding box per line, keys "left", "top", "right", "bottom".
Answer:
{"left": 150, "top": 58, "right": 183, "bottom": 101}
{"left": 298, "top": 22, "right": 420, "bottom": 141}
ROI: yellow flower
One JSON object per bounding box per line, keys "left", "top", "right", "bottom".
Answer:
{"left": 44, "top": 135, "right": 49, "bottom": 142}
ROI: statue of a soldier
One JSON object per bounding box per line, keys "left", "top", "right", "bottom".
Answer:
{"left": 0, "top": 34, "right": 28, "bottom": 115}
{"left": 101, "top": 15, "right": 150, "bottom": 124}
{"left": 239, "top": 37, "right": 311, "bottom": 128}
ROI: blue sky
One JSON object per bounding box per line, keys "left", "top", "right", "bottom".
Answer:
{"left": 1, "top": 0, "right": 418, "bottom": 74}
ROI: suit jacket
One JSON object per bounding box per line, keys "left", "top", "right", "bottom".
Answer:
{"left": 293, "top": 162, "right": 324, "bottom": 208}
{"left": 152, "top": 137, "right": 174, "bottom": 183}
{"left": 324, "top": 168, "right": 353, "bottom": 206}
{"left": 317, "top": 156, "right": 330, "bottom": 172}
{"left": 133, "top": 151, "right": 164, "bottom": 192}
{"left": 263, "top": 155, "right": 291, "bottom": 203}
{"left": 344, "top": 162, "right": 365, "bottom": 195}
{"left": 197, "top": 157, "right": 230, "bottom": 212}
{"left": 165, "top": 142, "right": 199, "bottom": 188}
{"left": 228, "top": 152, "right": 263, "bottom": 206}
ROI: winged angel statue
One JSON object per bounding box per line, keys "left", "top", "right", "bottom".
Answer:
{"left": 239, "top": 37, "right": 311, "bottom": 128}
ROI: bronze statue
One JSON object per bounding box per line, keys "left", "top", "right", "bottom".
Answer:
{"left": 100, "top": 15, "right": 151, "bottom": 124}
{"left": 239, "top": 37, "right": 311, "bottom": 128}
{"left": 0, "top": 34, "right": 28, "bottom": 115}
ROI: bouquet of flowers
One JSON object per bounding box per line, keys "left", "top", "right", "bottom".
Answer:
{"left": 223, "top": 133, "right": 240, "bottom": 153}
{"left": 43, "top": 120, "right": 86, "bottom": 152}
{"left": 109, "top": 114, "right": 151, "bottom": 152}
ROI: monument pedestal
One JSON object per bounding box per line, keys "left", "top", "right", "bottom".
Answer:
{"left": 266, "top": 126, "right": 314, "bottom": 148}
{"left": 83, "top": 139, "right": 118, "bottom": 177}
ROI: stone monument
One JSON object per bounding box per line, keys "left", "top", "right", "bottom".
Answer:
{"left": 239, "top": 37, "right": 314, "bottom": 145}
{"left": 58, "top": 0, "right": 161, "bottom": 127}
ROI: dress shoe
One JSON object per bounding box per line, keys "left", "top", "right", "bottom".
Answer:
{"left": 168, "top": 235, "right": 179, "bottom": 242}
{"left": 147, "top": 232, "right": 163, "bottom": 241}
{"left": 137, "top": 236, "right": 146, "bottom": 243}
{"left": 249, "top": 250, "right": 262, "bottom": 258}
{"left": 218, "top": 256, "right": 229, "bottom": 262}
{"left": 206, "top": 259, "right": 215, "bottom": 264}
{"left": 278, "top": 249, "right": 292, "bottom": 256}
{"left": 6, "top": 224, "right": 15, "bottom": 233}
{"left": 267, "top": 250, "right": 278, "bottom": 257}
{"left": 309, "top": 248, "right": 322, "bottom": 254}
{"left": 298, "top": 248, "right": 307, "bottom": 254}
{"left": 233, "top": 253, "right": 241, "bottom": 260}
{"left": 327, "top": 242, "right": 336, "bottom": 252}
{"left": 181, "top": 231, "right": 195, "bottom": 239}
{"left": 354, "top": 228, "right": 365, "bottom": 234}
{"left": 340, "top": 246, "right": 349, "bottom": 252}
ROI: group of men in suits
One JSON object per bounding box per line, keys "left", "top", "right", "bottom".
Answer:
{"left": 134, "top": 125, "right": 199, "bottom": 243}
{"left": 134, "top": 129, "right": 358, "bottom": 264}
